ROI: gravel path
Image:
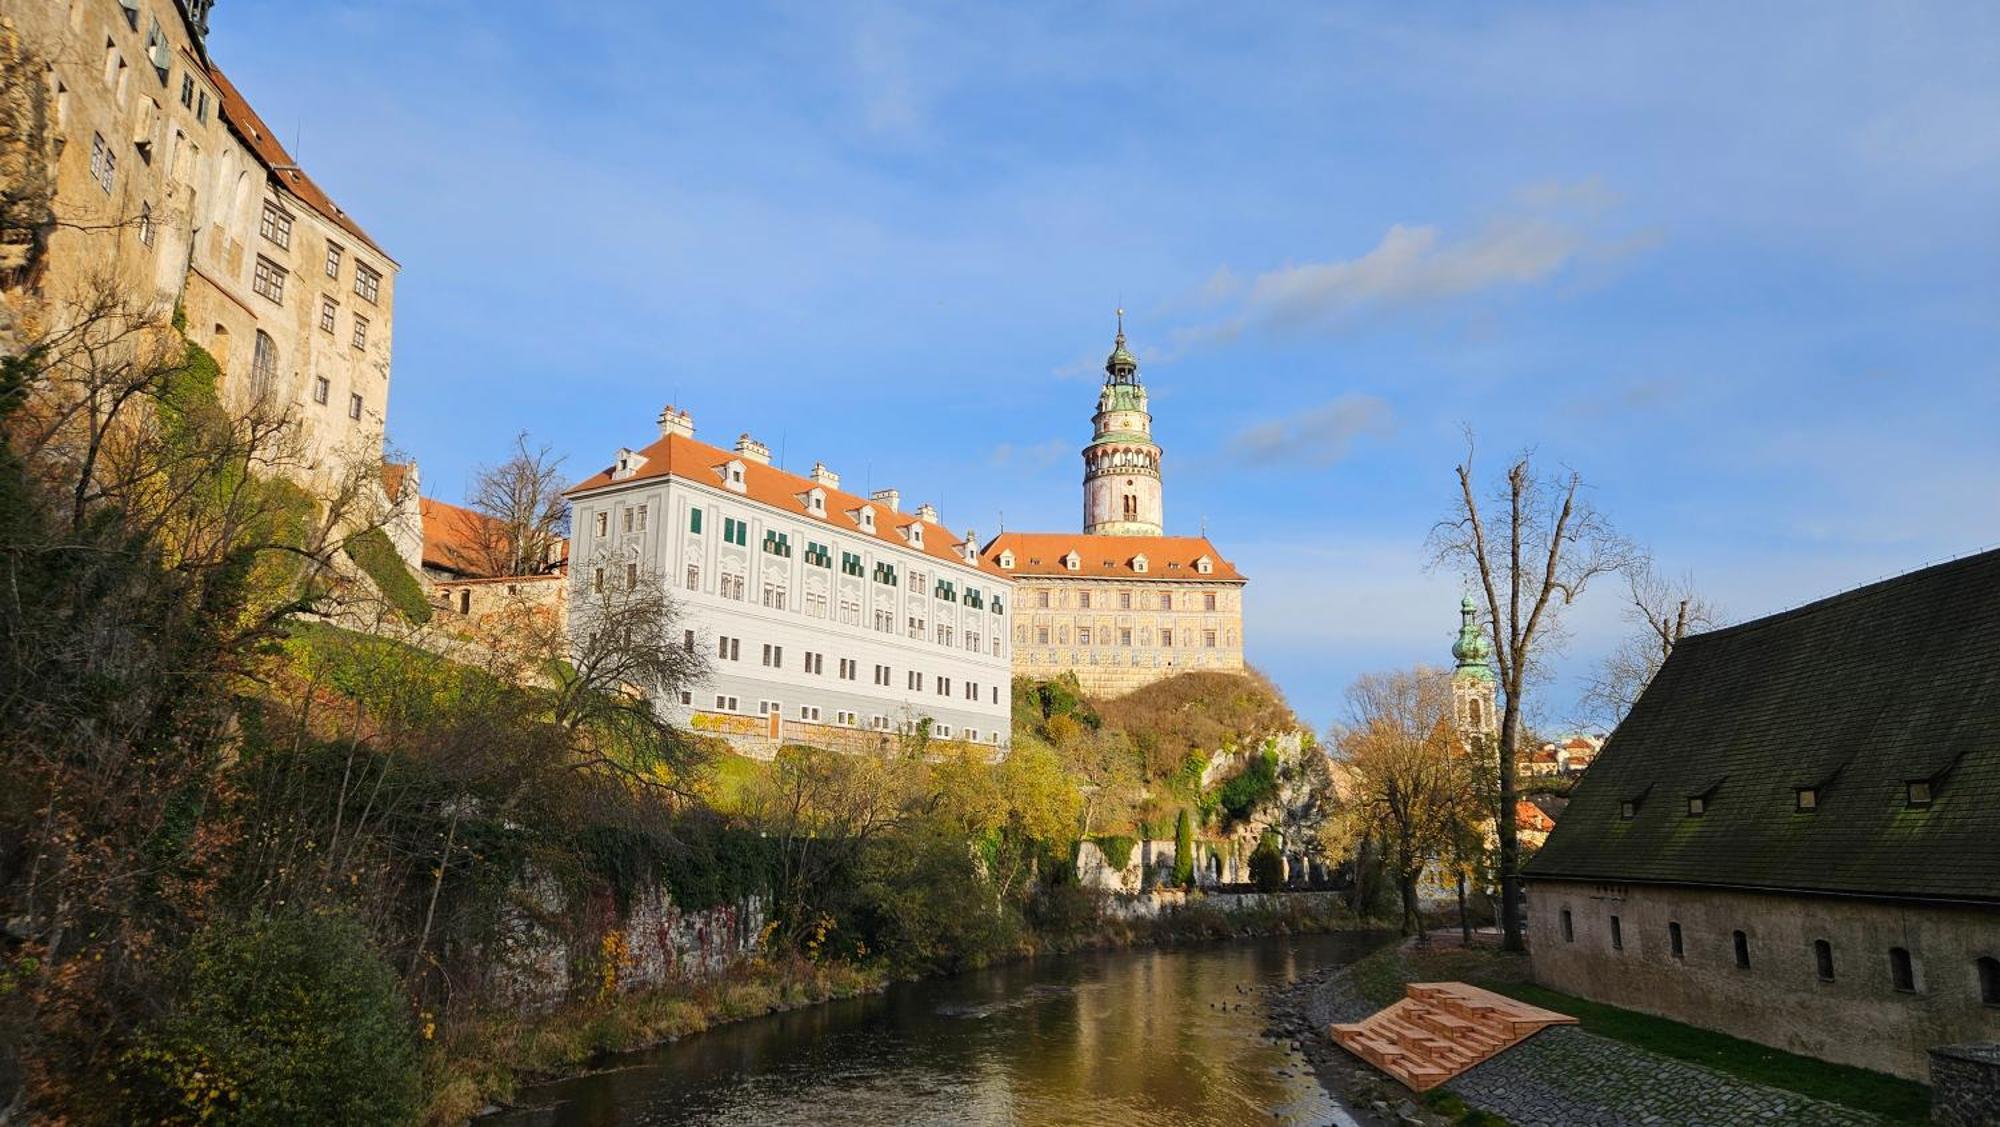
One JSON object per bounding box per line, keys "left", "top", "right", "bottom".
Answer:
{"left": 1266, "top": 962, "right": 1885, "bottom": 1127}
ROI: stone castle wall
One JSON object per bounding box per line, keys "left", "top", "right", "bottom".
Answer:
{"left": 1011, "top": 577, "right": 1244, "bottom": 697}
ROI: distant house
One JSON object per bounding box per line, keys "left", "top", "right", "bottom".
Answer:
{"left": 1524, "top": 549, "right": 2000, "bottom": 1081}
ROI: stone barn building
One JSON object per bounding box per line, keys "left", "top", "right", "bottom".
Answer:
{"left": 1525, "top": 548, "right": 2000, "bottom": 1081}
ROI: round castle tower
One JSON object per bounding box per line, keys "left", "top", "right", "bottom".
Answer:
{"left": 1082, "top": 311, "right": 1164, "bottom": 537}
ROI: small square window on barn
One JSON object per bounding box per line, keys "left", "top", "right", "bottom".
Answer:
{"left": 1795, "top": 787, "right": 1819, "bottom": 813}
{"left": 1906, "top": 780, "right": 1933, "bottom": 809}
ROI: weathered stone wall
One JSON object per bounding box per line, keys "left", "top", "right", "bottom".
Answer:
{"left": 1930, "top": 1043, "right": 2000, "bottom": 1127}
{"left": 491, "top": 872, "right": 766, "bottom": 1009}
{"left": 1526, "top": 878, "right": 2000, "bottom": 1080}
{"left": 1099, "top": 888, "right": 1347, "bottom": 921}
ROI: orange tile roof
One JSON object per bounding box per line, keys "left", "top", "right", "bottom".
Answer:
{"left": 207, "top": 66, "right": 394, "bottom": 262}
{"left": 1515, "top": 800, "right": 1557, "bottom": 833}
{"left": 979, "top": 531, "right": 1245, "bottom": 581}
{"left": 420, "top": 497, "right": 503, "bottom": 577}
{"left": 381, "top": 462, "right": 412, "bottom": 503}
{"left": 567, "top": 432, "right": 1006, "bottom": 577}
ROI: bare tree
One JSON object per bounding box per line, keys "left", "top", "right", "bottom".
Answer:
{"left": 1429, "top": 436, "right": 1633, "bottom": 952}
{"left": 466, "top": 432, "right": 569, "bottom": 577}
{"left": 1579, "top": 564, "right": 1722, "bottom": 729}
{"left": 1328, "top": 668, "right": 1489, "bottom": 938}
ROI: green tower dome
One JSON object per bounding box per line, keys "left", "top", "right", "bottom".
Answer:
{"left": 1452, "top": 594, "right": 1494, "bottom": 681}
{"left": 1104, "top": 308, "right": 1140, "bottom": 384}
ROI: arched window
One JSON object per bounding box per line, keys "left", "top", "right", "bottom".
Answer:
{"left": 1468, "top": 697, "right": 1484, "bottom": 728}
{"left": 1123, "top": 494, "right": 1138, "bottom": 520}
{"left": 250, "top": 330, "right": 277, "bottom": 399}
{"left": 1669, "top": 921, "right": 1684, "bottom": 959}
{"left": 458, "top": 589, "right": 470, "bottom": 615}
{"left": 1979, "top": 957, "right": 1999, "bottom": 1006}
{"left": 1814, "top": 939, "right": 1836, "bottom": 982}
{"left": 1734, "top": 930, "right": 1751, "bottom": 968}
{"left": 1889, "top": 946, "right": 1915, "bottom": 992}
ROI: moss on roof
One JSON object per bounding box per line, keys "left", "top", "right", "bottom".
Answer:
{"left": 1526, "top": 548, "right": 2000, "bottom": 903}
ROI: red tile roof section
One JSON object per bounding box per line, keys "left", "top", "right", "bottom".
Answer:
{"left": 381, "top": 462, "right": 412, "bottom": 503}
{"left": 207, "top": 66, "right": 394, "bottom": 262}
{"left": 567, "top": 432, "right": 1006, "bottom": 577}
{"left": 979, "top": 531, "right": 1245, "bottom": 581}
{"left": 419, "top": 497, "right": 503, "bottom": 577}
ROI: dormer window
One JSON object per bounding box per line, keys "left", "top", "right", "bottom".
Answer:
{"left": 807, "top": 487, "right": 827, "bottom": 516}
{"left": 1063, "top": 551, "right": 1080, "bottom": 571}
{"left": 1619, "top": 801, "right": 1637, "bottom": 820}
{"left": 997, "top": 550, "right": 1014, "bottom": 569}
{"left": 1687, "top": 796, "right": 1706, "bottom": 817}
{"left": 612, "top": 448, "right": 647, "bottom": 480}
{"left": 1132, "top": 554, "right": 1148, "bottom": 574}
{"left": 1906, "top": 780, "right": 1933, "bottom": 809}
{"left": 720, "top": 459, "right": 747, "bottom": 493}
{"left": 1795, "top": 787, "right": 1819, "bottom": 813}
{"left": 859, "top": 506, "right": 875, "bottom": 532}
{"left": 1195, "top": 556, "right": 1214, "bottom": 575}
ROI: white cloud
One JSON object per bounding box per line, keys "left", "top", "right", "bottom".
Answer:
{"left": 1230, "top": 394, "right": 1396, "bottom": 467}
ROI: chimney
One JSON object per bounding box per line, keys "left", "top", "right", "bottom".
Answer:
{"left": 809, "top": 461, "right": 840, "bottom": 490}
{"left": 915, "top": 502, "right": 939, "bottom": 524}
{"left": 733, "top": 432, "right": 771, "bottom": 465}
{"left": 870, "top": 488, "right": 900, "bottom": 512}
{"left": 657, "top": 405, "right": 695, "bottom": 440}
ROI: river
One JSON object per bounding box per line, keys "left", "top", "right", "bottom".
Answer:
{"left": 487, "top": 931, "right": 1383, "bottom": 1127}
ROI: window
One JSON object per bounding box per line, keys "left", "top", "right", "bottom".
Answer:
{"left": 259, "top": 200, "right": 293, "bottom": 248}
{"left": 683, "top": 564, "right": 700, "bottom": 592}
{"left": 1120, "top": 629, "right": 1132, "bottom": 646}
{"left": 1814, "top": 939, "right": 1835, "bottom": 982}
{"left": 716, "top": 636, "right": 740, "bottom": 661}
{"left": 763, "top": 530, "right": 792, "bottom": 557}
{"left": 1610, "top": 915, "right": 1623, "bottom": 951}
{"left": 874, "top": 664, "right": 890, "bottom": 686}
{"left": 837, "top": 710, "right": 857, "bottom": 727}
{"left": 1619, "top": 800, "right": 1636, "bottom": 820}
{"left": 840, "top": 551, "right": 863, "bottom": 577}
{"left": 805, "top": 541, "right": 832, "bottom": 568}
{"left": 1204, "top": 592, "right": 1218, "bottom": 611}
{"left": 1037, "top": 590, "right": 1051, "bottom": 609}
{"left": 761, "top": 583, "right": 786, "bottom": 610}
{"left": 250, "top": 331, "right": 278, "bottom": 399}
{"left": 714, "top": 695, "right": 738, "bottom": 712}
{"left": 1078, "top": 628, "right": 1092, "bottom": 646}
{"left": 138, "top": 202, "right": 154, "bottom": 246}
{"left": 690, "top": 508, "right": 704, "bottom": 534}
{"left": 1795, "top": 787, "right": 1819, "bottom": 812}
{"left": 592, "top": 568, "right": 605, "bottom": 594}
{"left": 325, "top": 242, "right": 343, "bottom": 278}
{"left": 907, "top": 671, "right": 923, "bottom": 692}
{"left": 839, "top": 658, "right": 856, "bottom": 680}
{"left": 1979, "top": 957, "right": 2000, "bottom": 1006}
{"left": 1906, "top": 780, "right": 1933, "bottom": 808}
{"left": 1162, "top": 629, "right": 1175, "bottom": 650}
{"left": 352, "top": 314, "right": 368, "bottom": 349}
{"left": 320, "top": 296, "right": 338, "bottom": 332}
{"left": 1687, "top": 796, "right": 1706, "bottom": 817}
{"left": 1669, "top": 922, "right": 1684, "bottom": 959}
{"left": 1204, "top": 630, "right": 1217, "bottom": 648}
{"left": 1734, "top": 930, "right": 1751, "bottom": 969}
{"left": 1889, "top": 947, "right": 1915, "bottom": 993}
{"left": 181, "top": 73, "right": 195, "bottom": 108}
{"left": 354, "top": 261, "right": 381, "bottom": 303}
{"left": 348, "top": 393, "right": 363, "bottom": 421}
{"left": 90, "top": 132, "right": 116, "bottom": 192}
{"left": 1119, "top": 591, "right": 1132, "bottom": 610}
{"left": 722, "top": 516, "right": 749, "bottom": 547}
{"left": 1560, "top": 909, "right": 1574, "bottom": 942}
{"left": 683, "top": 629, "right": 696, "bottom": 653}
{"left": 311, "top": 375, "right": 329, "bottom": 405}
{"left": 252, "top": 256, "right": 287, "bottom": 303}
{"left": 937, "top": 677, "right": 951, "bottom": 697}
{"left": 625, "top": 562, "right": 639, "bottom": 590}
{"left": 872, "top": 561, "right": 897, "bottom": 585}
{"left": 799, "top": 705, "right": 820, "bottom": 722}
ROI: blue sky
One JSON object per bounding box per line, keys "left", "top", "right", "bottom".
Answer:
{"left": 210, "top": 3, "right": 2000, "bottom": 731}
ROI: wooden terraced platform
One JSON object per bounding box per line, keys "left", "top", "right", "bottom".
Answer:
{"left": 1331, "top": 981, "right": 1578, "bottom": 1092}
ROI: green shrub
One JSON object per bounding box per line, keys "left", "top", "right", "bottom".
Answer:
{"left": 1093, "top": 834, "right": 1137, "bottom": 871}
{"left": 344, "top": 526, "right": 432, "bottom": 623}
{"left": 119, "top": 911, "right": 418, "bottom": 1125}
{"left": 1171, "top": 808, "right": 1196, "bottom": 888}
{"left": 1218, "top": 747, "right": 1280, "bottom": 825}
{"left": 1250, "top": 830, "right": 1285, "bottom": 892}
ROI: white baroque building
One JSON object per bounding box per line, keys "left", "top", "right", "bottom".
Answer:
{"left": 566, "top": 407, "right": 1014, "bottom": 754}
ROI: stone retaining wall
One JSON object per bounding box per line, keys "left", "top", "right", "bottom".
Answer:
{"left": 1930, "top": 1043, "right": 2000, "bottom": 1127}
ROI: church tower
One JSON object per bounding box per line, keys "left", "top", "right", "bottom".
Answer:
{"left": 1082, "top": 311, "right": 1164, "bottom": 536}
{"left": 1451, "top": 594, "right": 1498, "bottom": 742}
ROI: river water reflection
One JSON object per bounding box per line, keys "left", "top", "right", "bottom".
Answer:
{"left": 490, "top": 931, "right": 1381, "bottom": 1127}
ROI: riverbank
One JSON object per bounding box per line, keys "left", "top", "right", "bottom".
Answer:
{"left": 441, "top": 892, "right": 1376, "bottom": 1124}
{"left": 1265, "top": 935, "right": 1930, "bottom": 1126}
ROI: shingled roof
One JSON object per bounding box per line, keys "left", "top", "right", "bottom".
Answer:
{"left": 1526, "top": 547, "right": 2000, "bottom": 905}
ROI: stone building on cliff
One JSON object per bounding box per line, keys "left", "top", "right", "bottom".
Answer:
{"left": 983, "top": 316, "right": 1246, "bottom": 698}
{"left": 1524, "top": 547, "right": 2000, "bottom": 1081}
